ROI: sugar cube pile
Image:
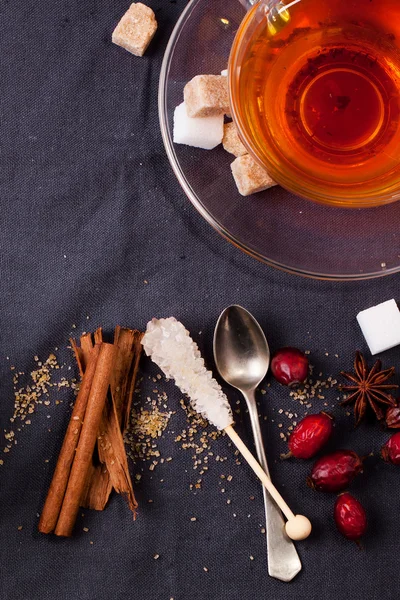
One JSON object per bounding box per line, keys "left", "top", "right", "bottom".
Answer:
{"left": 111, "top": 5, "right": 277, "bottom": 197}
{"left": 112, "top": 2, "right": 157, "bottom": 57}
{"left": 173, "top": 70, "right": 277, "bottom": 197}
{"left": 357, "top": 299, "right": 400, "bottom": 355}
{"left": 173, "top": 102, "right": 224, "bottom": 150}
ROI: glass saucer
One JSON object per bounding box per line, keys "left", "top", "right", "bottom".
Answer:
{"left": 158, "top": 0, "right": 400, "bottom": 280}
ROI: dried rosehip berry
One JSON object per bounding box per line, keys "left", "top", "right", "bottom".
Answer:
{"left": 381, "top": 432, "right": 400, "bottom": 465}
{"left": 307, "top": 450, "right": 363, "bottom": 492}
{"left": 334, "top": 492, "right": 367, "bottom": 542}
{"left": 287, "top": 412, "right": 333, "bottom": 459}
{"left": 385, "top": 403, "right": 400, "bottom": 429}
{"left": 271, "top": 347, "right": 309, "bottom": 387}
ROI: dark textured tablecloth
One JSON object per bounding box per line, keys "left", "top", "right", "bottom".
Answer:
{"left": 1, "top": 1, "right": 400, "bottom": 599}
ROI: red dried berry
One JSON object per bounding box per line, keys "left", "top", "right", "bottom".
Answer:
{"left": 334, "top": 492, "right": 367, "bottom": 542}
{"left": 271, "top": 347, "right": 309, "bottom": 387}
{"left": 381, "top": 432, "right": 400, "bottom": 465}
{"left": 288, "top": 412, "right": 333, "bottom": 459}
{"left": 385, "top": 403, "right": 400, "bottom": 429}
{"left": 307, "top": 450, "right": 363, "bottom": 492}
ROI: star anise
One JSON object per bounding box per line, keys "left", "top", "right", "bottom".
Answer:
{"left": 339, "top": 351, "right": 398, "bottom": 426}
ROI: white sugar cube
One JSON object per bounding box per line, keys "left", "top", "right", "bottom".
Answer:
{"left": 356, "top": 299, "right": 400, "bottom": 355}
{"left": 173, "top": 102, "right": 224, "bottom": 150}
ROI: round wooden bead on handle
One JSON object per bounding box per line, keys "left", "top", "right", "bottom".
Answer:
{"left": 224, "top": 425, "right": 312, "bottom": 541}
{"left": 285, "top": 515, "right": 312, "bottom": 541}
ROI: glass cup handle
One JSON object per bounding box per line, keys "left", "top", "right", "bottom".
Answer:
{"left": 238, "top": 0, "right": 292, "bottom": 36}
{"left": 238, "top": 0, "right": 260, "bottom": 10}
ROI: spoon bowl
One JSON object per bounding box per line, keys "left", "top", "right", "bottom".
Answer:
{"left": 213, "top": 305, "right": 270, "bottom": 390}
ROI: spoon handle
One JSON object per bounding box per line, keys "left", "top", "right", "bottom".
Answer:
{"left": 242, "top": 389, "right": 302, "bottom": 582}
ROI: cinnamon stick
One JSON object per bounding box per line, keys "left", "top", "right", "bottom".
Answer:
{"left": 94, "top": 327, "right": 103, "bottom": 345}
{"left": 72, "top": 328, "right": 113, "bottom": 511}
{"left": 91, "top": 327, "right": 142, "bottom": 513}
{"left": 123, "top": 330, "right": 144, "bottom": 432}
{"left": 54, "top": 342, "right": 116, "bottom": 537}
{"left": 73, "top": 328, "right": 113, "bottom": 511}
{"left": 80, "top": 331, "right": 95, "bottom": 366}
{"left": 80, "top": 461, "right": 112, "bottom": 511}
{"left": 70, "top": 338, "right": 85, "bottom": 379}
{"left": 38, "top": 343, "right": 101, "bottom": 534}
{"left": 110, "top": 326, "right": 137, "bottom": 423}
{"left": 97, "top": 392, "right": 138, "bottom": 514}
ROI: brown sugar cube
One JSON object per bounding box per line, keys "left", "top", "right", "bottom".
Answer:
{"left": 112, "top": 3, "right": 158, "bottom": 57}
{"left": 184, "top": 75, "right": 230, "bottom": 118}
{"left": 222, "top": 122, "right": 248, "bottom": 157}
{"left": 231, "top": 155, "right": 277, "bottom": 196}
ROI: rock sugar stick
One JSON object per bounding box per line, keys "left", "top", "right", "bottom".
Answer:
{"left": 142, "top": 317, "right": 312, "bottom": 541}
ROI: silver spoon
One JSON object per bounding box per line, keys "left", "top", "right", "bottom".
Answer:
{"left": 213, "top": 305, "right": 302, "bottom": 582}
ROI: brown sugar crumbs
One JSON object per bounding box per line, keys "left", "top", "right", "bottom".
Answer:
{"left": 124, "top": 379, "right": 231, "bottom": 490}
{"left": 2, "top": 353, "right": 78, "bottom": 463}
{"left": 126, "top": 405, "right": 172, "bottom": 460}
{"left": 124, "top": 383, "right": 173, "bottom": 466}
{"left": 275, "top": 361, "right": 338, "bottom": 442}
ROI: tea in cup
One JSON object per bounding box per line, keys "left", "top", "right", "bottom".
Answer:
{"left": 229, "top": 0, "right": 400, "bottom": 207}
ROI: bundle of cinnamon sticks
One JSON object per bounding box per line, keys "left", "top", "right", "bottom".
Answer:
{"left": 38, "top": 326, "right": 143, "bottom": 537}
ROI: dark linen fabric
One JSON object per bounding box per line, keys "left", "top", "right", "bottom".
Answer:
{"left": 1, "top": 1, "right": 400, "bottom": 599}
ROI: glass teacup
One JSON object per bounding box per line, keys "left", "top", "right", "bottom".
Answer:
{"left": 229, "top": 0, "right": 400, "bottom": 207}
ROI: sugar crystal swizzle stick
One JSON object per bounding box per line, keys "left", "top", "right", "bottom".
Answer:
{"left": 142, "top": 317, "right": 312, "bottom": 541}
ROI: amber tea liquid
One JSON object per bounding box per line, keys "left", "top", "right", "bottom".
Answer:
{"left": 233, "top": 0, "right": 400, "bottom": 205}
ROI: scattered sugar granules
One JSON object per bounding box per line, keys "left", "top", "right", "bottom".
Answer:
{"left": 177, "top": 397, "right": 232, "bottom": 489}
{"left": 124, "top": 375, "right": 231, "bottom": 490}
{"left": 2, "top": 353, "right": 78, "bottom": 463}
{"left": 125, "top": 404, "right": 172, "bottom": 463}
{"left": 275, "top": 361, "right": 338, "bottom": 441}
{"left": 124, "top": 379, "right": 173, "bottom": 469}
{"left": 288, "top": 367, "right": 337, "bottom": 407}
